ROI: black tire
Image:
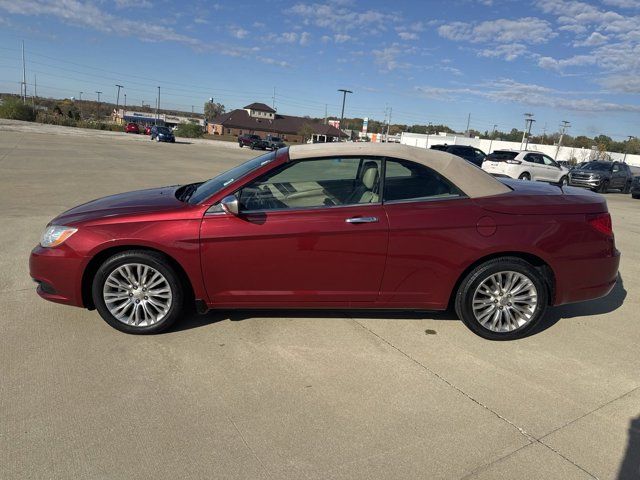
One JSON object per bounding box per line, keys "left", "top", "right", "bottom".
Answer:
{"left": 238, "top": 142, "right": 243, "bottom": 148}
{"left": 632, "top": 194, "right": 639, "bottom": 199}
{"left": 454, "top": 257, "right": 549, "bottom": 340}
{"left": 599, "top": 180, "right": 609, "bottom": 193}
{"left": 92, "top": 250, "right": 184, "bottom": 334}
{"left": 559, "top": 176, "right": 568, "bottom": 187}
{"left": 518, "top": 172, "right": 531, "bottom": 181}
{"left": 623, "top": 181, "right": 631, "bottom": 194}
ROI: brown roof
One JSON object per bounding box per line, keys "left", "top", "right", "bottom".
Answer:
{"left": 243, "top": 102, "right": 276, "bottom": 113}
{"left": 213, "top": 109, "right": 347, "bottom": 137}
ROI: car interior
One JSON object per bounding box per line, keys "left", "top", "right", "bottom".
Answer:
{"left": 237, "top": 157, "right": 462, "bottom": 212}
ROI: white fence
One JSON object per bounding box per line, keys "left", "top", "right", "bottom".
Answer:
{"left": 400, "top": 132, "right": 640, "bottom": 168}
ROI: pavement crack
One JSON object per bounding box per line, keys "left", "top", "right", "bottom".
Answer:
{"left": 351, "top": 319, "right": 536, "bottom": 442}
{"left": 226, "top": 414, "right": 273, "bottom": 480}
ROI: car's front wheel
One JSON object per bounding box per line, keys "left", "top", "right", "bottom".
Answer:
{"left": 559, "top": 176, "right": 568, "bottom": 186}
{"left": 92, "top": 251, "right": 183, "bottom": 334}
{"left": 599, "top": 180, "right": 609, "bottom": 193}
{"left": 518, "top": 172, "right": 531, "bottom": 181}
{"left": 454, "top": 257, "right": 548, "bottom": 340}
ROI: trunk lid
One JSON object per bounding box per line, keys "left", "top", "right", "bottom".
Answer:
{"left": 474, "top": 179, "right": 608, "bottom": 215}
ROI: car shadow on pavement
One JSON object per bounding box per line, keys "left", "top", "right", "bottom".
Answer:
{"left": 530, "top": 273, "right": 627, "bottom": 336}
{"left": 618, "top": 415, "right": 640, "bottom": 480}
{"left": 171, "top": 274, "right": 625, "bottom": 335}
{"left": 172, "top": 308, "right": 458, "bottom": 333}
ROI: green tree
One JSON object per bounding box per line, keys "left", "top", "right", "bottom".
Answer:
{"left": 174, "top": 123, "right": 203, "bottom": 138}
{"left": 572, "top": 136, "right": 593, "bottom": 149}
{"left": 297, "top": 123, "right": 314, "bottom": 142}
{"left": 204, "top": 102, "right": 225, "bottom": 121}
{"left": 0, "top": 97, "right": 36, "bottom": 121}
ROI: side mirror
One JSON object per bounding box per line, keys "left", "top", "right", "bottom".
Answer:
{"left": 220, "top": 195, "right": 239, "bottom": 215}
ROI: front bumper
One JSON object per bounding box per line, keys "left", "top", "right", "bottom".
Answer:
{"left": 568, "top": 176, "right": 602, "bottom": 189}
{"left": 29, "top": 245, "right": 87, "bottom": 307}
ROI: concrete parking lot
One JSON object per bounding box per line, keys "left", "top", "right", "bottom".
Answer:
{"left": 1, "top": 121, "right": 638, "bottom": 480}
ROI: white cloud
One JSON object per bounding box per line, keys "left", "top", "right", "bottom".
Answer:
{"left": 415, "top": 79, "right": 640, "bottom": 112}
{"left": 479, "top": 43, "right": 528, "bottom": 61}
{"left": 230, "top": 27, "right": 248, "bottom": 39}
{"left": 372, "top": 44, "right": 413, "bottom": 71}
{"left": 574, "top": 31, "right": 608, "bottom": 46}
{"left": 601, "top": 0, "right": 640, "bottom": 8}
{"left": 114, "top": 0, "right": 151, "bottom": 8}
{"left": 299, "top": 31, "right": 310, "bottom": 46}
{"left": 333, "top": 33, "right": 351, "bottom": 43}
{"left": 438, "top": 17, "right": 554, "bottom": 44}
{"left": 281, "top": 31, "right": 298, "bottom": 43}
{"left": 398, "top": 31, "right": 418, "bottom": 40}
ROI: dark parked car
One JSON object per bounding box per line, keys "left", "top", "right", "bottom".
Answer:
{"left": 30, "top": 144, "right": 619, "bottom": 340}
{"left": 430, "top": 144, "right": 486, "bottom": 167}
{"left": 631, "top": 176, "right": 640, "bottom": 199}
{"left": 125, "top": 123, "right": 139, "bottom": 134}
{"left": 150, "top": 126, "right": 175, "bottom": 143}
{"left": 568, "top": 161, "right": 633, "bottom": 193}
{"left": 265, "top": 135, "right": 286, "bottom": 151}
{"left": 238, "top": 134, "right": 268, "bottom": 150}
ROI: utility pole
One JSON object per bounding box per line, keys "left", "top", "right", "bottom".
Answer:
{"left": 272, "top": 87, "right": 276, "bottom": 110}
{"left": 520, "top": 113, "right": 534, "bottom": 150}
{"left": 524, "top": 117, "right": 536, "bottom": 150}
{"left": 21, "top": 40, "right": 27, "bottom": 103}
{"left": 542, "top": 122, "right": 547, "bottom": 144}
{"left": 465, "top": 113, "right": 471, "bottom": 136}
{"left": 115, "top": 84, "right": 123, "bottom": 112}
{"left": 324, "top": 104, "right": 328, "bottom": 125}
{"left": 156, "top": 86, "right": 160, "bottom": 124}
{"left": 386, "top": 107, "right": 392, "bottom": 142}
{"left": 32, "top": 74, "right": 37, "bottom": 108}
{"left": 337, "top": 89, "right": 353, "bottom": 141}
{"left": 554, "top": 120, "right": 571, "bottom": 160}
{"left": 124, "top": 93, "right": 127, "bottom": 111}
{"left": 95, "top": 91, "right": 102, "bottom": 103}
{"left": 623, "top": 135, "right": 635, "bottom": 163}
{"left": 488, "top": 124, "right": 498, "bottom": 154}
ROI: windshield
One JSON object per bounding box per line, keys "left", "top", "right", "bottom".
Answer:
{"left": 157, "top": 127, "right": 171, "bottom": 134}
{"left": 487, "top": 151, "right": 518, "bottom": 160}
{"left": 188, "top": 151, "right": 276, "bottom": 204}
{"left": 580, "top": 162, "right": 611, "bottom": 171}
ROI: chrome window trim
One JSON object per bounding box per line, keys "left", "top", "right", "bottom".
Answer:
{"left": 383, "top": 195, "right": 468, "bottom": 206}
{"left": 233, "top": 201, "right": 383, "bottom": 216}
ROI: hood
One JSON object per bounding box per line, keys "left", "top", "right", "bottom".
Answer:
{"left": 571, "top": 167, "right": 606, "bottom": 175}
{"left": 52, "top": 186, "right": 184, "bottom": 225}
{"left": 474, "top": 179, "right": 607, "bottom": 215}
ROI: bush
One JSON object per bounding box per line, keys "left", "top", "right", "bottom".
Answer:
{"left": 174, "top": 123, "right": 203, "bottom": 138}
{"left": 0, "top": 98, "right": 36, "bottom": 121}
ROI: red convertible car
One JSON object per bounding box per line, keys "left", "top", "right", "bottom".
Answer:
{"left": 30, "top": 144, "right": 619, "bottom": 340}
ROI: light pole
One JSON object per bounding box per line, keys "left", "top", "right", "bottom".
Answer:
{"left": 115, "top": 84, "right": 123, "bottom": 124}
{"left": 523, "top": 117, "right": 535, "bottom": 150}
{"left": 488, "top": 124, "right": 497, "bottom": 154}
{"left": 520, "top": 113, "right": 534, "bottom": 150}
{"left": 337, "top": 89, "right": 352, "bottom": 141}
{"left": 554, "top": 120, "right": 571, "bottom": 160}
{"left": 79, "top": 91, "right": 83, "bottom": 101}
{"left": 156, "top": 86, "right": 160, "bottom": 125}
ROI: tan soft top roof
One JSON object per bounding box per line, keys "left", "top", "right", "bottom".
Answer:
{"left": 288, "top": 143, "right": 510, "bottom": 198}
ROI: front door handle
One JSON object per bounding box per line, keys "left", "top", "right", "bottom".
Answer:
{"left": 345, "top": 216, "right": 378, "bottom": 224}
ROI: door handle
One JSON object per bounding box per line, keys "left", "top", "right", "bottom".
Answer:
{"left": 345, "top": 216, "right": 378, "bottom": 224}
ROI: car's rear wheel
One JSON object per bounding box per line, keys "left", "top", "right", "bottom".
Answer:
{"left": 518, "top": 172, "right": 531, "bottom": 181}
{"left": 92, "top": 251, "right": 183, "bottom": 334}
{"left": 454, "top": 257, "right": 548, "bottom": 340}
{"left": 599, "top": 180, "right": 609, "bottom": 193}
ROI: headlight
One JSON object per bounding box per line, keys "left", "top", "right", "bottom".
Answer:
{"left": 40, "top": 225, "right": 77, "bottom": 248}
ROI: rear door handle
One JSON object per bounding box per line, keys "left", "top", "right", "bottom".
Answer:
{"left": 345, "top": 216, "right": 378, "bottom": 224}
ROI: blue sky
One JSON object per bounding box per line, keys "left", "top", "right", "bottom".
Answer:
{"left": 0, "top": 0, "right": 639, "bottom": 139}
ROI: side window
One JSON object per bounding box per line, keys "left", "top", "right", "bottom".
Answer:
{"left": 542, "top": 155, "right": 558, "bottom": 167}
{"left": 237, "top": 157, "right": 381, "bottom": 211}
{"left": 384, "top": 158, "right": 463, "bottom": 202}
{"left": 526, "top": 154, "right": 543, "bottom": 164}
{"left": 612, "top": 163, "right": 620, "bottom": 172}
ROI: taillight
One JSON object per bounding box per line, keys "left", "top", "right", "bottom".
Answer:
{"left": 586, "top": 212, "right": 613, "bottom": 236}
{"left": 506, "top": 160, "right": 522, "bottom": 164}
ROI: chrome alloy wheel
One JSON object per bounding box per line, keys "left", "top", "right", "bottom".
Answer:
{"left": 472, "top": 271, "right": 538, "bottom": 332}
{"left": 102, "top": 263, "right": 172, "bottom": 327}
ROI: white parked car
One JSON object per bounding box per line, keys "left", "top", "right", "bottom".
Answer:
{"left": 482, "top": 150, "right": 569, "bottom": 185}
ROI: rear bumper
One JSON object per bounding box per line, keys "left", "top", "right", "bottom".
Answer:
{"left": 29, "top": 245, "right": 87, "bottom": 307}
{"left": 553, "top": 249, "right": 621, "bottom": 305}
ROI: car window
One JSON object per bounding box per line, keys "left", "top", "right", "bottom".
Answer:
{"left": 237, "top": 157, "right": 382, "bottom": 211}
{"left": 486, "top": 151, "right": 518, "bottom": 161}
{"left": 612, "top": 163, "right": 620, "bottom": 172}
{"left": 524, "top": 153, "right": 543, "bottom": 164}
{"left": 541, "top": 154, "right": 558, "bottom": 167}
{"left": 384, "top": 158, "right": 464, "bottom": 202}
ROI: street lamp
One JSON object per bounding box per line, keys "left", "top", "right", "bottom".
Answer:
{"left": 338, "top": 89, "right": 352, "bottom": 141}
